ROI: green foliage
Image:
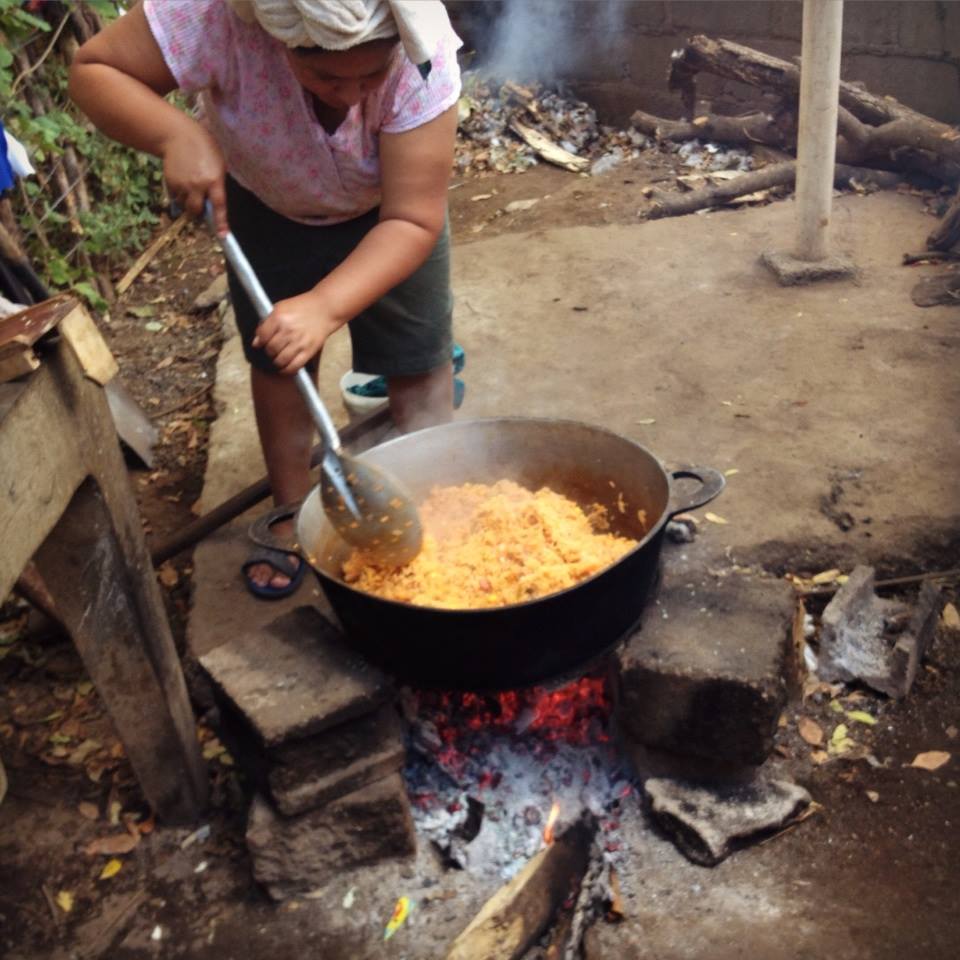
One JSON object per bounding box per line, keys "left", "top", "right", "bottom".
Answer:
{"left": 0, "top": 1, "right": 166, "bottom": 310}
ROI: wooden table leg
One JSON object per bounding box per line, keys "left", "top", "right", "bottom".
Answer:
{"left": 33, "top": 477, "right": 207, "bottom": 822}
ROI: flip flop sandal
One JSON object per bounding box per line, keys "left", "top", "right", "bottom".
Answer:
{"left": 242, "top": 503, "right": 307, "bottom": 600}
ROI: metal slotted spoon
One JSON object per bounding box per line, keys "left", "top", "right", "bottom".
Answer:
{"left": 207, "top": 204, "right": 423, "bottom": 566}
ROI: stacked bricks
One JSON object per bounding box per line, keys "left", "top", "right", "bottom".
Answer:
{"left": 199, "top": 606, "right": 415, "bottom": 900}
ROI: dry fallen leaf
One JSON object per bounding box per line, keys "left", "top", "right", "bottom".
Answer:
{"left": 202, "top": 738, "right": 226, "bottom": 761}
{"left": 942, "top": 603, "right": 960, "bottom": 629}
{"left": 811, "top": 568, "right": 842, "bottom": 585}
{"left": 157, "top": 564, "right": 179, "bottom": 588}
{"left": 909, "top": 751, "right": 951, "bottom": 772}
{"left": 85, "top": 833, "right": 140, "bottom": 856}
{"left": 68, "top": 739, "right": 101, "bottom": 766}
{"left": 829, "top": 723, "right": 855, "bottom": 755}
{"left": 798, "top": 716, "right": 824, "bottom": 746}
{"left": 56, "top": 890, "right": 74, "bottom": 913}
{"left": 99, "top": 859, "right": 123, "bottom": 880}
{"left": 811, "top": 749, "right": 830, "bottom": 765}
{"left": 704, "top": 512, "right": 728, "bottom": 525}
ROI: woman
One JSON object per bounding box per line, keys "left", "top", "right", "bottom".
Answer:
{"left": 70, "top": 0, "right": 461, "bottom": 598}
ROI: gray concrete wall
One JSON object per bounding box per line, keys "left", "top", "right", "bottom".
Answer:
{"left": 448, "top": 1, "right": 960, "bottom": 125}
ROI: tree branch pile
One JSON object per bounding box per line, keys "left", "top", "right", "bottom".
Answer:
{"left": 634, "top": 34, "right": 960, "bottom": 224}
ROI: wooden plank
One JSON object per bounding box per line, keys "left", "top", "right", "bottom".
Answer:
{"left": 0, "top": 293, "right": 74, "bottom": 348}
{"left": 115, "top": 213, "right": 189, "bottom": 296}
{"left": 60, "top": 303, "right": 118, "bottom": 385}
{"left": 0, "top": 346, "right": 39, "bottom": 383}
{"left": 0, "top": 360, "right": 86, "bottom": 598}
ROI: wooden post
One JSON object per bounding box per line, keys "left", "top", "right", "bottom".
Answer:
{"left": 794, "top": 0, "right": 845, "bottom": 262}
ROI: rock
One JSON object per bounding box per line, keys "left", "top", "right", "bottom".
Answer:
{"left": 246, "top": 774, "right": 416, "bottom": 900}
{"left": 266, "top": 705, "right": 406, "bottom": 816}
{"left": 198, "top": 606, "right": 393, "bottom": 748}
{"left": 644, "top": 774, "right": 812, "bottom": 866}
{"left": 818, "top": 565, "right": 941, "bottom": 698}
{"left": 616, "top": 567, "right": 800, "bottom": 768}
{"left": 190, "top": 273, "right": 228, "bottom": 312}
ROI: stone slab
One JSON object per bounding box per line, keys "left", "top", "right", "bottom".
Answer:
{"left": 246, "top": 773, "right": 416, "bottom": 900}
{"left": 198, "top": 605, "right": 392, "bottom": 748}
{"left": 616, "top": 566, "right": 800, "bottom": 768}
{"left": 761, "top": 249, "right": 858, "bottom": 286}
{"left": 267, "top": 705, "right": 406, "bottom": 816}
{"left": 643, "top": 774, "right": 811, "bottom": 866}
{"left": 819, "top": 565, "right": 941, "bottom": 698}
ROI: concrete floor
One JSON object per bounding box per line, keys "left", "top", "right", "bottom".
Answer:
{"left": 184, "top": 189, "right": 960, "bottom": 959}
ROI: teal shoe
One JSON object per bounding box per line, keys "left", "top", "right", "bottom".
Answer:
{"left": 347, "top": 344, "right": 466, "bottom": 401}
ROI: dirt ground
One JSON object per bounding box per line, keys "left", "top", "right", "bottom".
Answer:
{"left": 1, "top": 143, "right": 959, "bottom": 959}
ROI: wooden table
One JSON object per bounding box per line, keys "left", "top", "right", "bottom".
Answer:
{"left": 0, "top": 297, "right": 206, "bottom": 822}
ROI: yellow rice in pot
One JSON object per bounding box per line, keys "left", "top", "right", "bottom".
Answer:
{"left": 341, "top": 479, "right": 640, "bottom": 609}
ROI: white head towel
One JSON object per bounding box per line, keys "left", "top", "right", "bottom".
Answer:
{"left": 225, "top": 0, "right": 448, "bottom": 68}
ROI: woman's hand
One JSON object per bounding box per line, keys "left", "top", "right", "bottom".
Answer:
{"left": 252, "top": 289, "right": 345, "bottom": 375}
{"left": 161, "top": 124, "right": 229, "bottom": 234}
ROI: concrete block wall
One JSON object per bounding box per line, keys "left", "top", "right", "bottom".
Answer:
{"left": 448, "top": 1, "right": 960, "bottom": 125}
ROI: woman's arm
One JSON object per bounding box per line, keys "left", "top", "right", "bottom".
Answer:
{"left": 68, "top": 2, "right": 228, "bottom": 230}
{"left": 254, "top": 104, "right": 457, "bottom": 374}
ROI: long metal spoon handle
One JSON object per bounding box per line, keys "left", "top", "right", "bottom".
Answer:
{"left": 206, "top": 203, "right": 343, "bottom": 456}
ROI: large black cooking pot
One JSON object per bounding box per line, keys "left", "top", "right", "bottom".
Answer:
{"left": 297, "top": 418, "right": 723, "bottom": 691}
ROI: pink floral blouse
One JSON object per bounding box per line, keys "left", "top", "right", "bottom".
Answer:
{"left": 144, "top": 0, "right": 462, "bottom": 224}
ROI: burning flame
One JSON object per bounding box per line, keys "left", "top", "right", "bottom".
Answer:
{"left": 543, "top": 801, "right": 560, "bottom": 845}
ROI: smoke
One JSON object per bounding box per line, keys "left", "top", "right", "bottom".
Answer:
{"left": 474, "top": 0, "right": 629, "bottom": 85}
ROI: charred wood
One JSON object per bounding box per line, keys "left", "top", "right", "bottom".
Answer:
{"left": 445, "top": 815, "right": 597, "bottom": 960}
{"left": 643, "top": 162, "right": 902, "bottom": 220}
{"left": 664, "top": 35, "right": 960, "bottom": 183}
{"left": 631, "top": 108, "right": 794, "bottom": 150}
{"left": 903, "top": 248, "right": 960, "bottom": 265}
{"left": 927, "top": 191, "right": 960, "bottom": 252}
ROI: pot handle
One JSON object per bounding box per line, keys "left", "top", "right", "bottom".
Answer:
{"left": 666, "top": 465, "right": 726, "bottom": 519}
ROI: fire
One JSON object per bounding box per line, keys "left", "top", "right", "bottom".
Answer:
{"left": 419, "top": 674, "right": 611, "bottom": 748}
{"left": 543, "top": 801, "right": 560, "bottom": 845}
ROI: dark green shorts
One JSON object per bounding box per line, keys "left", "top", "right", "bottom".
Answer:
{"left": 224, "top": 176, "right": 453, "bottom": 376}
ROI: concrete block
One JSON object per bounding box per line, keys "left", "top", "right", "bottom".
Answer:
{"left": 198, "top": 605, "right": 392, "bottom": 748}
{"left": 615, "top": 568, "right": 799, "bottom": 768}
{"left": 267, "top": 705, "right": 406, "bottom": 816}
{"left": 761, "top": 250, "right": 859, "bottom": 286}
{"left": 818, "top": 565, "right": 940, "bottom": 699}
{"left": 246, "top": 774, "right": 416, "bottom": 900}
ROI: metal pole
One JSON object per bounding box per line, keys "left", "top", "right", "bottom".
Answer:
{"left": 794, "top": 0, "right": 845, "bottom": 262}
